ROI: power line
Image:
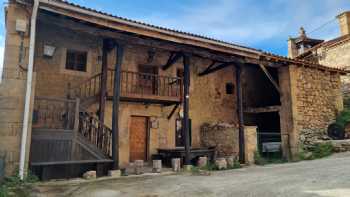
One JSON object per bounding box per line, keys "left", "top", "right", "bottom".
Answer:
{"left": 309, "top": 17, "right": 337, "bottom": 35}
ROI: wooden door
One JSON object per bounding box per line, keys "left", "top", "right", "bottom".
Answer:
{"left": 129, "top": 116, "right": 148, "bottom": 162}
{"left": 138, "top": 65, "right": 159, "bottom": 95}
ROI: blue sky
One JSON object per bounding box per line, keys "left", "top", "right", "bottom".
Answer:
{"left": 0, "top": 0, "right": 350, "bottom": 77}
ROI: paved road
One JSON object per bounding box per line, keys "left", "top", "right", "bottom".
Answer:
{"left": 32, "top": 152, "right": 350, "bottom": 197}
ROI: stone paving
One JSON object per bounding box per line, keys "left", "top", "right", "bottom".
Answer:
{"left": 30, "top": 152, "right": 350, "bottom": 197}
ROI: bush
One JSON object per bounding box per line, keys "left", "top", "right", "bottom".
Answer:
{"left": 299, "top": 142, "right": 334, "bottom": 160}
{"left": 0, "top": 172, "right": 38, "bottom": 197}
{"left": 254, "top": 151, "right": 267, "bottom": 165}
{"left": 311, "top": 142, "right": 333, "bottom": 159}
{"left": 335, "top": 109, "right": 350, "bottom": 129}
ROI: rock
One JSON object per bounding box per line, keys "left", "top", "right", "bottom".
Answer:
{"left": 197, "top": 156, "right": 208, "bottom": 168}
{"left": 83, "top": 171, "right": 96, "bottom": 180}
{"left": 215, "top": 158, "right": 227, "bottom": 170}
{"left": 225, "top": 156, "right": 234, "bottom": 167}
{"left": 152, "top": 160, "right": 162, "bottom": 173}
{"left": 304, "top": 152, "right": 313, "bottom": 160}
{"left": 183, "top": 165, "right": 193, "bottom": 172}
{"left": 134, "top": 160, "right": 144, "bottom": 175}
{"left": 108, "top": 170, "right": 121, "bottom": 177}
{"left": 171, "top": 158, "right": 181, "bottom": 172}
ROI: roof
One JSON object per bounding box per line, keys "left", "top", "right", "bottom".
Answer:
{"left": 36, "top": 0, "right": 347, "bottom": 74}
{"left": 296, "top": 34, "right": 350, "bottom": 59}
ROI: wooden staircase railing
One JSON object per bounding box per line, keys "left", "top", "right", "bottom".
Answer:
{"left": 33, "top": 97, "right": 112, "bottom": 158}
{"left": 67, "top": 73, "right": 102, "bottom": 101}
{"left": 78, "top": 110, "right": 112, "bottom": 157}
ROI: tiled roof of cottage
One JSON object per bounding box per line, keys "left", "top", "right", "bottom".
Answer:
{"left": 39, "top": 0, "right": 348, "bottom": 74}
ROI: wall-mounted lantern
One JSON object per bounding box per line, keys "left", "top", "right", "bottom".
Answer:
{"left": 43, "top": 45, "right": 56, "bottom": 57}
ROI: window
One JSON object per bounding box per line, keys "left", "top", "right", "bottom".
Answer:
{"left": 65, "top": 50, "right": 87, "bottom": 72}
{"left": 226, "top": 83, "right": 234, "bottom": 94}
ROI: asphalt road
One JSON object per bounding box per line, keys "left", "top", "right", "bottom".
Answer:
{"left": 31, "top": 152, "right": 350, "bottom": 197}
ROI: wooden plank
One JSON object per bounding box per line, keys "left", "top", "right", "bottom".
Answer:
{"left": 244, "top": 105, "right": 281, "bottom": 113}
{"left": 183, "top": 53, "right": 191, "bottom": 165}
{"left": 38, "top": 3, "right": 261, "bottom": 60}
{"left": 198, "top": 61, "right": 237, "bottom": 76}
{"left": 258, "top": 64, "right": 281, "bottom": 94}
{"left": 111, "top": 42, "right": 124, "bottom": 170}
{"left": 235, "top": 64, "right": 245, "bottom": 163}
{"left": 162, "top": 52, "right": 182, "bottom": 70}
{"left": 31, "top": 159, "right": 114, "bottom": 166}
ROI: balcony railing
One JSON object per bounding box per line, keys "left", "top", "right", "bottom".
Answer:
{"left": 108, "top": 70, "right": 182, "bottom": 102}
{"left": 68, "top": 70, "right": 183, "bottom": 103}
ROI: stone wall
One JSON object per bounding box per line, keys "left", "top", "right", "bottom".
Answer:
{"left": 317, "top": 39, "right": 350, "bottom": 98}
{"left": 0, "top": 2, "right": 34, "bottom": 176}
{"left": 294, "top": 67, "right": 343, "bottom": 148}
{"left": 200, "top": 123, "right": 239, "bottom": 157}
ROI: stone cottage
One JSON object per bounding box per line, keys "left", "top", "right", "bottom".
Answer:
{"left": 0, "top": 0, "right": 346, "bottom": 180}
{"left": 288, "top": 11, "right": 350, "bottom": 99}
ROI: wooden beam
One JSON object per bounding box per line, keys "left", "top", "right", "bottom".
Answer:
{"left": 167, "top": 103, "right": 179, "bottom": 120}
{"left": 183, "top": 53, "right": 191, "bottom": 165}
{"left": 235, "top": 64, "right": 245, "bottom": 164}
{"left": 37, "top": 12, "right": 254, "bottom": 64}
{"left": 162, "top": 52, "right": 183, "bottom": 70}
{"left": 244, "top": 105, "right": 281, "bottom": 113}
{"left": 98, "top": 39, "right": 113, "bottom": 125}
{"left": 111, "top": 41, "right": 124, "bottom": 170}
{"left": 198, "top": 61, "right": 234, "bottom": 76}
{"left": 258, "top": 64, "right": 281, "bottom": 94}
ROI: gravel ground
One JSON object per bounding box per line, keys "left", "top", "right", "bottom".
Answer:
{"left": 31, "top": 152, "right": 350, "bottom": 197}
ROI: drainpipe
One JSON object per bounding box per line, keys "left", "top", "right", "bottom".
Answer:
{"left": 19, "top": 0, "right": 39, "bottom": 180}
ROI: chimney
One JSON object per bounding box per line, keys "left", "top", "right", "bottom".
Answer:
{"left": 337, "top": 11, "right": 350, "bottom": 36}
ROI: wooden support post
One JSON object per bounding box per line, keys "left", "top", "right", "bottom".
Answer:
{"left": 98, "top": 39, "right": 110, "bottom": 123}
{"left": 112, "top": 41, "right": 124, "bottom": 170}
{"left": 183, "top": 53, "right": 191, "bottom": 165}
{"left": 235, "top": 64, "right": 245, "bottom": 163}
{"left": 71, "top": 98, "right": 80, "bottom": 160}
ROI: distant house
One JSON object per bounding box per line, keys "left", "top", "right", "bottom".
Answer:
{"left": 0, "top": 0, "right": 346, "bottom": 180}
{"left": 289, "top": 11, "right": 350, "bottom": 101}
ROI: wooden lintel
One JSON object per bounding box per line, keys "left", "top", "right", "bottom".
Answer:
{"left": 244, "top": 105, "right": 281, "bottom": 113}
{"left": 258, "top": 64, "right": 281, "bottom": 94}
{"left": 162, "top": 52, "right": 183, "bottom": 70}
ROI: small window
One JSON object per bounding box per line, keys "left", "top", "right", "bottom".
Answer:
{"left": 226, "top": 83, "right": 234, "bottom": 94}
{"left": 65, "top": 50, "right": 87, "bottom": 72}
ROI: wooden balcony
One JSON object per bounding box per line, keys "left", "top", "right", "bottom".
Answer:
{"left": 108, "top": 70, "right": 182, "bottom": 104}
{"left": 68, "top": 70, "right": 182, "bottom": 105}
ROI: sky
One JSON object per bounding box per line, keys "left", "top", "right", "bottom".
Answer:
{"left": 0, "top": 0, "right": 350, "bottom": 78}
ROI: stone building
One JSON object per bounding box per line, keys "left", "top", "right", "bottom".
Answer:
{"left": 0, "top": 0, "right": 346, "bottom": 180}
{"left": 288, "top": 11, "right": 350, "bottom": 100}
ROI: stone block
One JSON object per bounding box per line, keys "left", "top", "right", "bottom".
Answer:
{"left": 183, "top": 165, "right": 193, "bottom": 172}
{"left": 215, "top": 158, "right": 227, "bottom": 170}
{"left": 108, "top": 170, "right": 121, "bottom": 177}
{"left": 225, "top": 156, "right": 235, "bottom": 167}
{"left": 82, "top": 171, "right": 96, "bottom": 180}
{"left": 134, "top": 160, "right": 144, "bottom": 175}
{"left": 171, "top": 158, "right": 181, "bottom": 172}
{"left": 197, "top": 156, "right": 208, "bottom": 168}
{"left": 152, "top": 160, "right": 162, "bottom": 173}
